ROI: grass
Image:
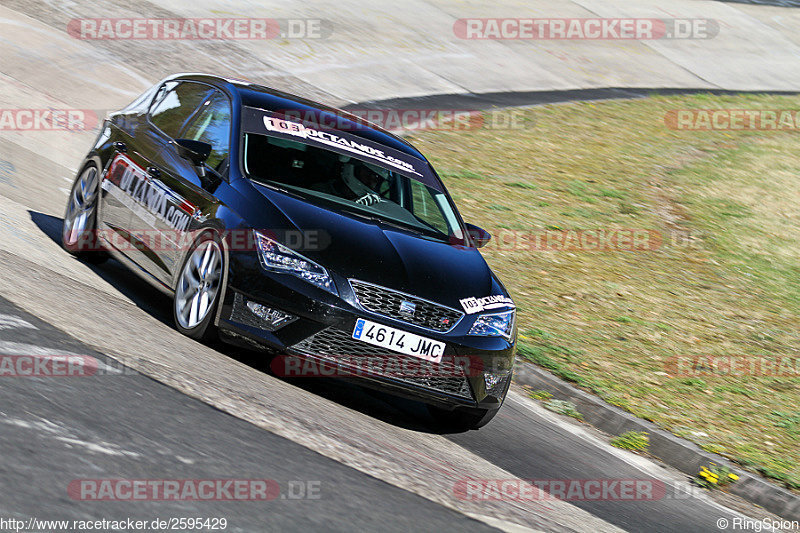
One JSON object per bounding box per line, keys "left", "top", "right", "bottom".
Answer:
{"left": 411, "top": 93, "right": 800, "bottom": 490}
{"left": 528, "top": 389, "right": 553, "bottom": 400}
{"left": 610, "top": 431, "right": 650, "bottom": 451}
{"left": 543, "top": 399, "right": 584, "bottom": 420}
{"left": 697, "top": 464, "right": 739, "bottom": 489}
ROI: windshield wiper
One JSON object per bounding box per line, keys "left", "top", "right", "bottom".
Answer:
{"left": 251, "top": 179, "right": 297, "bottom": 198}
{"left": 340, "top": 207, "right": 424, "bottom": 232}
{"left": 339, "top": 208, "right": 406, "bottom": 229}
{"left": 343, "top": 208, "right": 450, "bottom": 242}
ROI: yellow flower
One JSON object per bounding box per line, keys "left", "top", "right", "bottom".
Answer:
{"left": 699, "top": 471, "right": 709, "bottom": 478}
{"left": 729, "top": 474, "right": 739, "bottom": 481}
{"left": 710, "top": 478, "right": 718, "bottom": 484}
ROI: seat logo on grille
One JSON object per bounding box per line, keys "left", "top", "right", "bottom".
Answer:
{"left": 399, "top": 301, "right": 416, "bottom": 317}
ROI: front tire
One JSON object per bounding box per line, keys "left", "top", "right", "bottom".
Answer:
{"left": 173, "top": 234, "right": 224, "bottom": 341}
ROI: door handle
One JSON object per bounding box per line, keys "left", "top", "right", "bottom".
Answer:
{"left": 146, "top": 166, "right": 161, "bottom": 178}
{"left": 112, "top": 141, "right": 127, "bottom": 152}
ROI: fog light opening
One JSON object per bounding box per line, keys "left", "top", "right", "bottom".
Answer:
{"left": 245, "top": 300, "right": 295, "bottom": 330}
{"left": 484, "top": 370, "right": 511, "bottom": 395}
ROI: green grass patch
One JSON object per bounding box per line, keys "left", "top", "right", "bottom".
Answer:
{"left": 529, "top": 389, "right": 553, "bottom": 401}
{"left": 507, "top": 181, "right": 538, "bottom": 190}
{"left": 543, "top": 399, "right": 584, "bottom": 420}
{"left": 439, "top": 169, "right": 486, "bottom": 180}
{"left": 414, "top": 92, "right": 800, "bottom": 490}
{"left": 610, "top": 431, "right": 650, "bottom": 451}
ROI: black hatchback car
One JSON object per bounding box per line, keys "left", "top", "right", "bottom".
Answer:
{"left": 62, "top": 73, "right": 516, "bottom": 429}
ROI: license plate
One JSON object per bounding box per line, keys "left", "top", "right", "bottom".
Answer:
{"left": 352, "top": 319, "right": 445, "bottom": 363}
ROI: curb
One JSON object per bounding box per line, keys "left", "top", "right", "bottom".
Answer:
{"left": 347, "top": 87, "right": 800, "bottom": 112}
{"left": 513, "top": 361, "right": 800, "bottom": 521}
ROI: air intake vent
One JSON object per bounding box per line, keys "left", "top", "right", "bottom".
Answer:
{"left": 291, "top": 327, "right": 472, "bottom": 399}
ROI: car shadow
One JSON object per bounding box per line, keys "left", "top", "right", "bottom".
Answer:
{"left": 29, "top": 210, "right": 460, "bottom": 434}
{"left": 30, "top": 210, "right": 175, "bottom": 328}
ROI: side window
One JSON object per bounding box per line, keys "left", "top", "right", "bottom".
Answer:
{"left": 181, "top": 92, "right": 232, "bottom": 172}
{"left": 149, "top": 82, "right": 214, "bottom": 139}
{"left": 150, "top": 81, "right": 177, "bottom": 110}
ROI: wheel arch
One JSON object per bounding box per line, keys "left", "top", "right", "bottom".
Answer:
{"left": 169, "top": 224, "right": 232, "bottom": 328}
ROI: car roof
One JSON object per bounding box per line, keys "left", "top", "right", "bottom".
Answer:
{"left": 171, "top": 73, "right": 427, "bottom": 162}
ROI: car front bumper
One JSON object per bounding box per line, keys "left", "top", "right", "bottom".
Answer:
{"left": 216, "top": 251, "right": 516, "bottom": 410}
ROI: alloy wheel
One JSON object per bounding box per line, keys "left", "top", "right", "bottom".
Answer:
{"left": 176, "top": 239, "right": 223, "bottom": 329}
{"left": 63, "top": 166, "right": 99, "bottom": 247}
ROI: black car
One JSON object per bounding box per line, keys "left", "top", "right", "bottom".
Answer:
{"left": 62, "top": 73, "right": 516, "bottom": 429}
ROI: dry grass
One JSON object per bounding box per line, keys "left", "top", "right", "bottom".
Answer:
{"left": 410, "top": 93, "right": 800, "bottom": 489}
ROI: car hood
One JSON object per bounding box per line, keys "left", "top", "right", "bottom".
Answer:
{"left": 252, "top": 184, "right": 501, "bottom": 309}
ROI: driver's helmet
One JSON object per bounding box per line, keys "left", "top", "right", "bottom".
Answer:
{"left": 340, "top": 156, "right": 390, "bottom": 198}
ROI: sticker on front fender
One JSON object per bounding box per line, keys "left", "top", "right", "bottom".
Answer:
{"left": 352, "top": 319, "right": 445, "bottom": 363}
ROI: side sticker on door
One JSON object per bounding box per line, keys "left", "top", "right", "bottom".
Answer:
{"left": 102, "top": 153, "right": 195, "bottom": 232}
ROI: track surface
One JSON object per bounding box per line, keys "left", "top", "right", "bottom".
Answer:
{"left": 1, "top": 1, "right": 798, "bottom": 531}
{"left": 0, "top": 295, "right": 498, "bottom": 532}
{"left": 0, "top": 204, "right": 774, "bottom": 532}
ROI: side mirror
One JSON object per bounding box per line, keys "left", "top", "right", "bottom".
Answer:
{"left": 171, "top": 138, "right": 211, "bottom": 167}
{"left": 171, "top": 138, "right": 216, "bottom": 186}
{"left": 465, "top": 223, "right": 491, "bottom": 248}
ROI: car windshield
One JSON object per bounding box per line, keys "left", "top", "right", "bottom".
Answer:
{"left": 242, "top": 132, "right": 464, "bottom": 241}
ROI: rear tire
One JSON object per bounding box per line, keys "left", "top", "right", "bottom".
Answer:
{"left": 61, "top": 163, "right": 108, "bottom": 264}
{"left": 173, "top": 234, "right": 224, "bottom": 342}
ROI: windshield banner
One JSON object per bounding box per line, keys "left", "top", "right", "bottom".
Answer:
{"left": 242, "top": 107, "right": 442, "bottom": 190}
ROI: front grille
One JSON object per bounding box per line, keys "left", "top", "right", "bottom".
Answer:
{"left": 290, "top": 327, "right": 473, "bottom": 399}
{"left": 349, "top": 280, "right": 464, "bottom": 332}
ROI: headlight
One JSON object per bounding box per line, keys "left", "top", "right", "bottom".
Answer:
{"left": 254, "top": 230, "right": 337, "bottom": 295}
{"left": 468, "top": 309, "right": 515, "bottom": 339}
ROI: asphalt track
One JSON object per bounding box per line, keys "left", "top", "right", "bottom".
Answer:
{"left": 0, "top": 295, "right": 498, "bottom": 533}
{"left": 1, "top": 1, "right": 799, "bottom": 531}
{"left": 0, "top": 203, "right": 779, "bottom": 532}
